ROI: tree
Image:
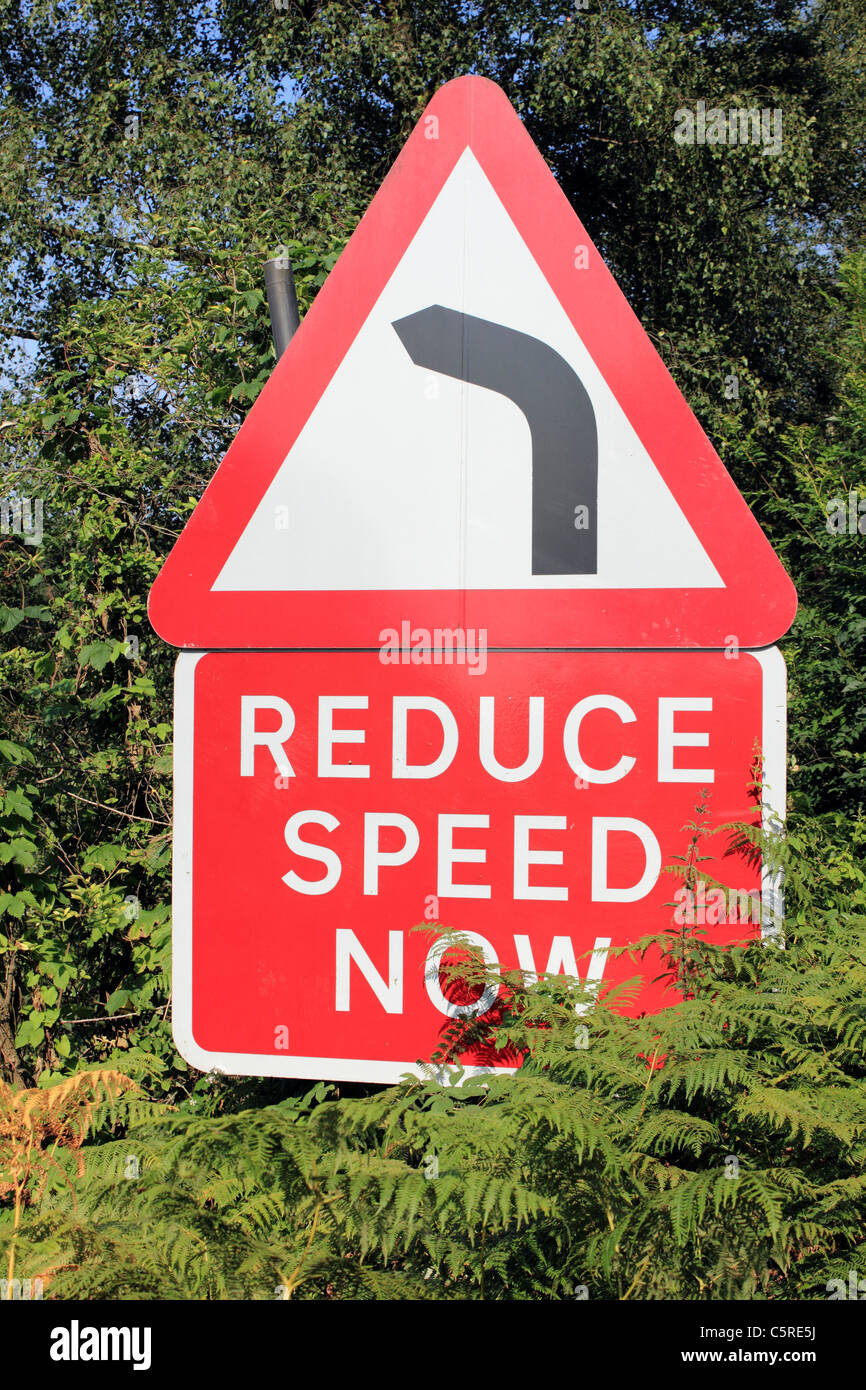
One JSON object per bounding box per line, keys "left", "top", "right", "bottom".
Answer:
{"left": 0, "top": 1, "right": 864, "bottom": 1302}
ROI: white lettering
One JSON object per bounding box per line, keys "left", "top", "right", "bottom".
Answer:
{"left": 424, "top": 932, "right": 499, "bottom": 1017}
{"left": 282, "top": 810, "right": 342, "bottom": 894}
{"left": 563, "top": 695, "right": 636, "bottom": 784}
{"left": 513, "top": 815, "right": 568, "bottom": 900}
{"left": 318, "top": 696, "right": 370, "bottom": 778}
{"left": 658, "top": 697, "right": 714, "bottom": 782}
{"left": 336, "top": 929, "right": 403, "bottom": 1013}
{"left": 363, "top": 813, "right": 420, "bottom": 894}
{"left": 437, "top": 814, "right": 490, "bottom": 898}
{"left": 240, "top": 695, "right": 295, "bottom": 777}
{"left": 591, "top": 817, "right": 661, "bottom": 902}
{"left": 479, "top": 696, "right": 544, "bottom": 782}
{"left": 393, "top": 696, "right": 458, "bottom": 778}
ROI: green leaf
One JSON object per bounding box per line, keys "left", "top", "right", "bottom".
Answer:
{"left": 106, "top": 987, "right": 132, "bottom": 1015}
{"left": 0, "top": 837, "right": 39, "bottom": 869}
{"left": 1, "top": 788, "right": 34, "bottom": 821}
{"left": 0, "top": 740, "right": 36, "bottom": 766}
{"left": 14, "top": 1017, "right": 45, "bottom": 1047}
{"left": 0, "top": 890, "right": 38, "bottom": 918}
{"left": 0, "top": 606, "right": 26, "bottom": 633}
{"left": 82, "top": 843, "right": 127, "bottom": 873}
{"left": 79, "top": 640, "right": 120, "bottom": 672}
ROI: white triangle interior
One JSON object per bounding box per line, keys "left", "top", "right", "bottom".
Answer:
{"left": 214, "top": 149, "right": 723, "bottom": 593}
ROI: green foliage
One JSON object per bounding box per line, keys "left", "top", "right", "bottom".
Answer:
{"left": 4, "top": 816, "right": 865, "bottom": 1300}
{"left": 742, "top": 254, "right": 866, "bottom": 815}
{"left": 0, "top": 0, "right": 865, "bottom": 1300}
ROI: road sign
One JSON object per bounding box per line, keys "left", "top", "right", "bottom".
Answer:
{"left": 172, "top": 647, "right": 786, "bottom": 1083}
{"left": 148, "top": 75, "right": 796, "bottom": 653}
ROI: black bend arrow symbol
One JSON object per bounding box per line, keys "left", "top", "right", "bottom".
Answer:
{"left": 392, "top": 305, "right": 597, "bottom": 575}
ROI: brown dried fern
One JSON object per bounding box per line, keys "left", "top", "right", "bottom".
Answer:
{"left": 1, "top": 1068, "right": 138, "bottom": 1295}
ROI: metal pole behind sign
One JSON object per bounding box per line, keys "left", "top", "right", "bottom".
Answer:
{"left": 264, "top": 255, "right": 301, "bottom": 358}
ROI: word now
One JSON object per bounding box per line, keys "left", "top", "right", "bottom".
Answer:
{"left": 335, "top": 928, "right": 611, "bottom": 1017}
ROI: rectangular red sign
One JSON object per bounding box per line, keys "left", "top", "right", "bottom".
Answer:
{"left": 172, "top": 648, "right": 785, "bottom": 1083}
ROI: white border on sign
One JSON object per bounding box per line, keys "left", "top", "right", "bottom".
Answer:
{"left": 751, "top": 646, "right": 787, "bottom": 941}
{"left": 171, "top": 648, "right": 788, "bottom": 1086}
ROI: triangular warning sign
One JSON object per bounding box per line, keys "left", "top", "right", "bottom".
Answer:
{"left": 148, "top": 76, "right": 796, "bottom": 651}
